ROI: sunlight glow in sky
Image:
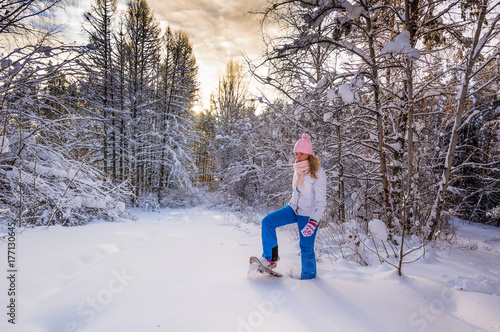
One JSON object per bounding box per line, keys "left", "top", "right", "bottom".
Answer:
{"left": 62, "top": 0, "right": 269, "bottom": 111}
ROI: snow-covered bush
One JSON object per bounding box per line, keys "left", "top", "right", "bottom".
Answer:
{"left": 0, "top": 136, "right": 9, "bottom": 153}
{"left": 0, "top": 140, "right": 135, "bottom": 227}
{"left": 157, "top": 188, "right": 202, "bottom": 209}
{"left": 317, "top": 220, "right": 369, "bottom": 266}
{"left": 486, "top": 206, "right": 500, "bottom": 226}
{"left": 315, "top": 216, "right": 432, "bottom": 273}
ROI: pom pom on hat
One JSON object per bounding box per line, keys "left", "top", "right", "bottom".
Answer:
{"left": 294, "top": 134, "right": 313, "bottom": 155}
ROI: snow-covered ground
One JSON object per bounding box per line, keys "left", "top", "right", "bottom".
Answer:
{"left": 1, "top": 207, "right": 500, "bottom": 332}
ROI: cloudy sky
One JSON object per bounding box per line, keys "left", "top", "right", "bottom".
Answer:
{"left": 63, "top": 0, "right": 269, "bottom": 110}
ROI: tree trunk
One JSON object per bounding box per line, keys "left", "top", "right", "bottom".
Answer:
{"left": 427, "top": 1, "right": 488, "bottom": 240}
{"left": 367, "top": 16, "right": 394, "bottom": 234}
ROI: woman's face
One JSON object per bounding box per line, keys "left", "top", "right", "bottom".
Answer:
{"left": 295, "top": 152, "right": 309, "bottom": 163}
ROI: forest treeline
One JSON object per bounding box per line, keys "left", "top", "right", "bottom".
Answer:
{"left": 1, "top": 0, "right": 499, "bottom": 251}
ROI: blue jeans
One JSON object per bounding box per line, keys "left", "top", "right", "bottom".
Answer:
{"left": 261, "top": 205, "right": 318, "bottom": 280}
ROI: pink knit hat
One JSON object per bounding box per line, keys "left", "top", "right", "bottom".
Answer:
{"left": 294, "top": 134, "right": 313, "bottom": 155}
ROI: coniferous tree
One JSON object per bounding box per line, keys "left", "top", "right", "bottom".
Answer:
{"left": 0, "top": 0, "right": 132, "bottom": 226}
{"left": 154, "top": 27, "right": 199, "bottom": 205}
{"left": 123, "top": 0, "right": 161, "bottom": 203}
{"left": 82, "top": 0, "right": 117, "bottom": 177}
{"left": 208, "top": 60, "right": 259, "bottom": 202}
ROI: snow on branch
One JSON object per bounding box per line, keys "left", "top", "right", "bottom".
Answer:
{"left": 380, "top": 30, "right": 420, "bottom": 60}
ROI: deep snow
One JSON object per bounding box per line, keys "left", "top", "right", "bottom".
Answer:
{"left": 1, "top": 207, "right": 500, "bottom": 332}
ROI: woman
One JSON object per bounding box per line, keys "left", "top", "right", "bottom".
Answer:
{"left": 260, "top": 134, "right": 327, "bottom": 280}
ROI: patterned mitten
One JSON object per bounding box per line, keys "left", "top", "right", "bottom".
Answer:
{"left": 301, "top": 219, "right": 318, "bottom": 237}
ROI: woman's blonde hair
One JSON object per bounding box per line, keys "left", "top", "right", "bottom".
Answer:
{"left": 308, "top": 154, "right": 320, "bottom": 179}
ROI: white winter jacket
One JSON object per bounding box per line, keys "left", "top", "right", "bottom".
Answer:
{"left": 288, "top": 167, "right": 327, "bottom": 222}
